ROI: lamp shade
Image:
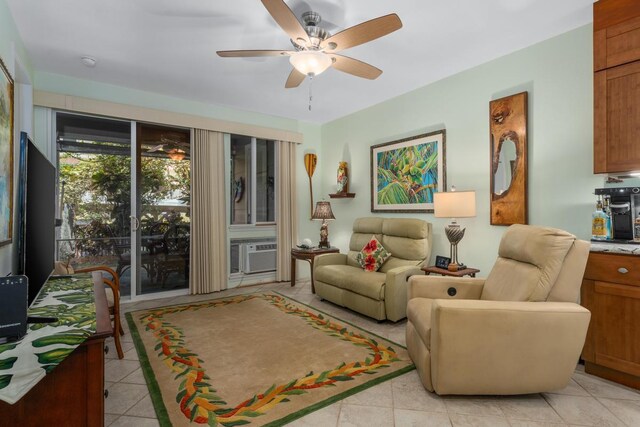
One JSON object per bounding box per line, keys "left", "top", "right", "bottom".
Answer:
{"left": 312, "top": 201, "right": 335, "bottom": 221}
{"left": 289, "top": 51, "right": 332, "bottom": 76}
{"left": 434, "top": 191, "right": 476, "bottom": 218}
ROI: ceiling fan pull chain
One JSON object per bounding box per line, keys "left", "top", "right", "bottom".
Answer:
{"left": 308, "top": 76, "right": 313, "bottom": 111}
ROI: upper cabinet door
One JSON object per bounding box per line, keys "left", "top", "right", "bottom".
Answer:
{"left": 606, "top": 16, "right": 640, "bottom": 68}
{"left": 595, "top": 61, "right": 640, "bottom": 173}
{"left": 594, "top": 0, "right": 640, "bottom": 174}
{"left": 595, "top": 15, "right": 640, "bottom": 72}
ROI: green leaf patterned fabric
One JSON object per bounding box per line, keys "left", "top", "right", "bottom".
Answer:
{"left": 356, "top": 235, "right": 391, "bottom": 272}
{"left": 0, "top": 275, "right": 97, "bottom": 404}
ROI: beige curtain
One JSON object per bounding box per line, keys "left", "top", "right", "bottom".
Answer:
{"left": 190, "top": 130, "right": 227, "bottom": 294}
{"left": 276, "top": 141, "right": 298, "bottom": 282}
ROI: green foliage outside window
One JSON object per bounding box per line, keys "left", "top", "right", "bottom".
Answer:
{"left": 59, "top": 153, "right": 190, "bottom": 237}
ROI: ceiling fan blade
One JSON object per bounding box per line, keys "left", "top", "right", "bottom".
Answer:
{"left": 285, "top": 68, "right": 306, "bottom": 88}
{"left": 217, "top": 49, "right": 293, "bottom": 57}
{"left": 321, "top": 14, "right": 402, "bottom": 52}
{"left": 331, "top": 55, "right": 382, "bottom": 80}
{"left": 147, "top": 144, "right": 165, "bottom": 153}
{"left": 261, "top": 0, "right": 310, "bottom": 46}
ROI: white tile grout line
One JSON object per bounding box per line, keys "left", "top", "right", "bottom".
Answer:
{"left": 540, "top": 388, "right": 573, "bottom": 425}
{"left": 574, "top": 372, "right": 640, "bottom": 400}
{"left": 390, "top": 376, "right": 398, "bottom": 427}
{"left": 593, "top": 395, "right": 634, "bottom": 426}
{"left": 540, "top": 384, "right": 616, "bottom": 427}
{"left": 123, "top": 393, "right": 158, "bottom": 420}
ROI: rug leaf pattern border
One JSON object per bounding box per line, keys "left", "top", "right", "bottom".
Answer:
{"left": 126, "top": 291, "right": 415, "bottom": 427}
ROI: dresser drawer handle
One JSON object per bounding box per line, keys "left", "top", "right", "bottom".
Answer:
{"left": 618, "top": 267, "right": 629, "bottom": 274}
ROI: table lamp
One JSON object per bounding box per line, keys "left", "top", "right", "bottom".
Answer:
{"left": 434, "top": 187, "right": 476, "bottom": 271}
{"left": 312, "top": 201, "right": 335, "bottom": 248}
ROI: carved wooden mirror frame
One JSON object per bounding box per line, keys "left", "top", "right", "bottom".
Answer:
{"left": 489, "top": 91, "right": 528, "bottom": 225}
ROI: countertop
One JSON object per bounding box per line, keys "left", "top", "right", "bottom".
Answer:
{"left": 590, "top": 241, "right": 640, "bottom": 255}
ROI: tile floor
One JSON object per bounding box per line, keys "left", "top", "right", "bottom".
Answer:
{"left": 104, "top": 279, "right": 640, "bottom": 427}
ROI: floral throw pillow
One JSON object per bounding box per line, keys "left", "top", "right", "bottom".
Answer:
{"left": 356, "top": 236, "right": 391, "bottom": 272}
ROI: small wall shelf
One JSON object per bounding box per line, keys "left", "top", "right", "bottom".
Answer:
{"left": 329, "top": 193, "right": 356, "bottom": 199}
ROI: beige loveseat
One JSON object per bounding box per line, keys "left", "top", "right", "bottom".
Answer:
{"left": 314, "top": 217, "right": 432, "bottom": 322}
{"left": 406, "top": 224, "right": 591, "bottom": 395}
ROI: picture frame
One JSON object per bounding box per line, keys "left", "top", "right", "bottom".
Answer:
{"left": 435, "top": 255, "right": 451, "bottom": 269}
{"left": 489, "top": 92, "right": 528, "bottom": 225}
{"left": 370, "top": 129, "right": 446, "bottom": 213}
{"left": 0, "top": 56, "right": 14, "bottom": 246}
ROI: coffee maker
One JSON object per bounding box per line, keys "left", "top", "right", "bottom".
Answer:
{"left": 595, "top": 187, "right": 640, "bottom": 242}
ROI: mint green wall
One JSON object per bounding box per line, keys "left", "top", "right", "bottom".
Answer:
{"left": 0, "top": 0, "right": 32, "bottom": 275}
{"left": 0, "top": 0, "right": 31, "bottom": 78}
{"left": 321, "top": 24, "right": 603, "bottom": 275}
{"left": 35, "top": 71, "right": 304, "bottom": 133}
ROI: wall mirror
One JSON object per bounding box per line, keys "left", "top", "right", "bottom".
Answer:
{"left": 489, "top": 92, "right": 528, "bottom": 225}
{"left": 493, "top": 132, "right": 518, "bottom": 196}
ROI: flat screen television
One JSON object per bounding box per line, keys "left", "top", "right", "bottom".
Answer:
{"left": 16, "top": 132, "right": 56, "bottom": 305}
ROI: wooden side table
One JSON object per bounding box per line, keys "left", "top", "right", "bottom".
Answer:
{"left": 291, "top": 247, "right": 340, "bottom": 293}
{"left": 422, "top": 266, "right": 480, "bottom": 277}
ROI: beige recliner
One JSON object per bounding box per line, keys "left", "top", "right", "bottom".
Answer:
{"left": 314, "top": 217, "right": 432, "bottom": 322}
{"left": 406, "top": 224, "right": 591, "bottom": 395}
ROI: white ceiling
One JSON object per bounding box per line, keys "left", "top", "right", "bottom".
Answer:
{"left": 6, "top": 0, "right": 593, "bottom": 124}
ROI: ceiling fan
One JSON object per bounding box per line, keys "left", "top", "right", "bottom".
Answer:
{"left": 146, "top": 133, "right": 189, "bottom": 160}
{"left": 217, "top": 0, "right": 403, "bottom": 88}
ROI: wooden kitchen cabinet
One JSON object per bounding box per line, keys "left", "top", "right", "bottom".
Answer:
{"left": 581, "top": 252, "right": 640, "bottom": 389}
{"left": 594, "top": 62, "right": 640, "bottom": 173}
{"left": 593, "top": 0, "right": 640, "bottom": 174}
{"left": 594, "top": 14, "right": 640, "bottom": 71}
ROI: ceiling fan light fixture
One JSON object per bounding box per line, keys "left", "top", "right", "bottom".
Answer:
{"left": 167, "top": 149, "right": 186, "bottom": 161}
{"left": 289, "top": 51, "right": 332, "bottom": 77}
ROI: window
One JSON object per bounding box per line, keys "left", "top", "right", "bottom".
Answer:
{"left": 230, "top": 135, "right": 276, "bottom": 225}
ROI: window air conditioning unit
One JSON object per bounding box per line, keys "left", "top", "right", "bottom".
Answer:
{"left": 242, "top": 242, "right": 277, "bottom": 274}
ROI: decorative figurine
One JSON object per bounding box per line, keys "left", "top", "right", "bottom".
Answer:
{"left": 337, "top": 161, "right": 349, "bottom": 194}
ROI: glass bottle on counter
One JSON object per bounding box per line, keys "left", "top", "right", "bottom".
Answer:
{"left": 602, "top": 196, "right": 613, "bottom": 240}
{"left": 592, "top": 199, "right": 609, "bottom": 240}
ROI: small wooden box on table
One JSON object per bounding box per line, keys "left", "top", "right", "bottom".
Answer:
{"left": 291, "top": 247, "right": 339, "bottom": 293}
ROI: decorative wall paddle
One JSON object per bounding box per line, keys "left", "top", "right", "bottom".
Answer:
{"left": 304, "top": 153, "right": 317, "bottom": 218}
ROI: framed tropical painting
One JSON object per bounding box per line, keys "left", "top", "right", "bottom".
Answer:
{"left": 370, "top": 130, "right": 446, "bottom": 213}
{"left": 0, "top": 57, "right": 13, "bottom": 246}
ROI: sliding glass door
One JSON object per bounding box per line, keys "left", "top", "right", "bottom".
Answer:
{"left": 56, "top": 112, "right": 134, "bottom": 296}
{"left": 56, "top": 112, "right": 191, "bottom": 299}
{"left": 134, "top": 123, "right": 191, "bottom": 295}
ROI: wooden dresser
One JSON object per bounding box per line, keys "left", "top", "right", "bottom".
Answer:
{"left": 593, "top": 0, "right": 640, "bottom": 173}
{"left": 0, "top": 274, "right": 112, "bottom": 426}
{"left": 581, "top": 251, "right": 640, "bottom": 389}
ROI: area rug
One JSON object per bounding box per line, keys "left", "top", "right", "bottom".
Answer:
{"left": 126, "top": 292, "right": 414, "bottom": 426}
